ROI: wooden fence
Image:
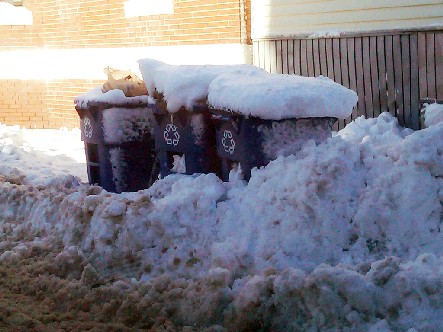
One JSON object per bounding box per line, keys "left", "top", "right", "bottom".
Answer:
{"left": 253, "top": 31, "right": 443, "bottom": 130}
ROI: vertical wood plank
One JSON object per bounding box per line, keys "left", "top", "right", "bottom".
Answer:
{"left": 319, "top": 38, "right": 328, "bottom": 76}
{"left": 269, "top": 40, "right": 277, "bottom": 73}
{"left": 306, "top": 39, "right": 315, "bottom": 77}
{"left": 410, "top": 33, "right": 420, "bottom": 130}
{"left": 354, "top": 37, "right": 366, "bottom": 117}
{"left": 362, "top": 36, "right": 374, "bottom": 118}
{"left": 264, "top": 40, "right": 271, "bottom": 72}
{"left": 393, "top": 35, "right": 404, "bottom": 125}
{"left": 385, "top": 35, "right": 397, "bottom": 116}
{"left": 401, "top": 34, "right": 412, "bottom": 128}
{"left": 282, "top": 40, "right": 289, "bottom": 75}
{"left": 300, "top": 39, "right": 308, "bottom": 76}
{"left": 435, "top": 32, "right": 443, "bottom": 100}
{"left": 340, "top": 38, "right": 350, "bottom": 88}
{"left": 294, "top": 39, "right": 301, "bottom": 75}
{"left": 288, "top": 40, "right": 295, "bottom": 74}
{"left": 312, "top": 39, "right": 321, "bottom": 77}
{"left": 347, "top": 38, "right": 359, "bottom": 120}
{"left": 253, "top": 41, "right": 260, "bottom": 67}
{"left": 418, "top": 33, "right": 428, "bottom": 99}
{"left": 326, "top": 38, "right": 335, "bottom": 80}
{"left": 258, "top": 40, "right": 266, "bottom": 70}
{"left": 338, "top": 39, "right": 349, "bottom": 128}
{"left": 426, "top": 33, "right": 436, "bottom": 98}
{"left": 276, "top": 40, "right": 283, "bottom": 74}
{"left": 377, "top": 36, "right": 388, "bottom": 114}
{"left": 370, "top": 36, "right": 381, "bottom": 118}
{"left": 333, "top": 38, "right": 341, "bottom": 84}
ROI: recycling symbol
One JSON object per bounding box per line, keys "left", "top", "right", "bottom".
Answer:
{"left": 222, "top": 130, "right": 235, "bottom": 154}
{"left": 164, "top": 123, "right": 180, "bottom": 146}
{"left": 83, "top": 117, "right": 93, "bottom": 139}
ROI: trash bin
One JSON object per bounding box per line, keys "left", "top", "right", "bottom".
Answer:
{"left": 153, "top": 104, "right": 220, "bottom": 178}
{"left": 210, "top": 109, "right": 337, "bottom": 181}
{"left": 75, "top": 95, "right": 157, "bottom": 193}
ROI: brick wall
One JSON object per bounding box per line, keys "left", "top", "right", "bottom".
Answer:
{"left": 0, "top": 0, "right": 245, "bottom": 49}
{"left": 0, "top": 0, "right": 251, "bottom": 129}
{"left": 0, "top": 80, "right": 101, "bottom": 129}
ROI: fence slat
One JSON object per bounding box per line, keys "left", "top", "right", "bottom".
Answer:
{"left": 393, "top": 35, "right": 404, "bottom": 125}
{"left": 410, "top": 33, "right": 420, "bottom": 130}
{"left": 282, "top": 40, "right": 289, "bottom": 74}
{"left": 294, "top": 39, "right": 301, "bottom": 75}
{"left": 269, "top": 40, "right": 277, "bottom": 73}
{"left": 377, "top": 36, "right": 388, "bottom": 114}
{"left": 307, "top": 39, "right": 315, "bottom": 77}
{"left": 253, "top": 41, "right": 260, "bottom": 67}
{"left": 300, "top": 39, "right": 308, "bottom": 76}
{"left": 347, "top": 38, "right": 359, "bottom": 120}
{"left": 326, "top": 38, "right": 334, "bottom": 80}
{"left": 341, "top": 39, "right": 350, "bottom": 88}
{"left": 319, "top": 39, "right": 328, "bottom": 76}
{"left": 258, "top": 40, "right": 266, "bottom": 70}
{"left": 276, "top": 40, "right": 283, "bottom": 74}
{"left": 288, "top": 40, "right": 295, "bottom": 74}
{"left": 333, "top": 39, "right": 341, "bottom": 84}
{"left": 312, "top": 39, "right": 321, "bottom": 77}
{"left": 363, "top": 37, "right": 374, "bottom": 118}
{"left": 354, "top": 37, "right": 366, "bottom": 117}
{"left": 385, "top": 36, "right": 397, "bottom": 117}
{"left": 370, "top": 36, "right": 381, "bottom": 118}
{"left": 435, "top": 32, "right": 443, "bottom": 100}
{"left": 418, "top": 33, "right": 428, "bottom": 99}
{"left": 401, "top": 34, "right": 412, "bottom": 128}
{"left": 426, "top": 34, "right": 436, "bottom": 98}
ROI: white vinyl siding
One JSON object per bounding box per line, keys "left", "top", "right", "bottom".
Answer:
{"left": 252, "top": 0, "right": 443, "bottom": 39}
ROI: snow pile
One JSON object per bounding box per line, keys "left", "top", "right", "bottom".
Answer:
{"left": 208, "top": 73, "right": 358, "bottom": 120}
{"left": 138, "top": 58, "right": 263, "bottom": 113}
{"left": 74, "top": 87, "right": 151, "bottom": 109}
{"left": 0, "top": 124, "right": 86, "bottom": 184}
{"left": 258, "top": 117, "right": 335, "bottom": 160}
{"left": 423, "top": 102, "right": 443, "bottom": 128}
{"left": 138, "top": 58, "right": 358, "bottom": 120}
{"left": 0, "top": 112, "right": 442, "bottom": 330}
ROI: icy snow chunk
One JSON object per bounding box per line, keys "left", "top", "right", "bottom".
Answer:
{"left": 423, "top": 102, "right": 443, "bottom": 127}
{"left": 208, "top": 72, "right": 358, "bottom": 120}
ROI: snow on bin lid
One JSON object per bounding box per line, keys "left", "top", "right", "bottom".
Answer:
{"left": 208, "top": 72, "right": 358, "bottom": 120}
{"left": 138, "top": 58, "right": 266, "bottom": 113}
{"left": 74, "top": 87, "right": 153, "bottom": 110}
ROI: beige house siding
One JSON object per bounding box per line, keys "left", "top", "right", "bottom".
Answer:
{"left": 252, "top": 0, "right": 443, "bottom": 39}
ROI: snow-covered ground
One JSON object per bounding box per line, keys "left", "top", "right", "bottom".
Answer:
{"left": 0, "top": 106, "right": 442, "bottom": 330}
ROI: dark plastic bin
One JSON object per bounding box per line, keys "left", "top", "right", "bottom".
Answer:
{"left": 76, "top": 101, "right": 157, "bottom": 193}
{"left": 153, "top": 104, "right": 220, "bottom": 178}
{"left": 210, "top": 109, "right": 337, "bottom": 181}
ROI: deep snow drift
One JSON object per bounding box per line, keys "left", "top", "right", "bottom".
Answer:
{"left": 0, "top": 112, "right": 442, "bottom": 331}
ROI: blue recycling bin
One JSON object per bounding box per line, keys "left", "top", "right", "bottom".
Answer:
{"left": 153, "top": 104, "right": 221, "bottom": 178}
{"left": 75, "top": 99, "right": 158, "bottom": 193}
{"left": 210, "top": 109, "right": 337, "bottom": 181}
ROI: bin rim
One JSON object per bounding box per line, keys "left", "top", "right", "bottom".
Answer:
{"left": 208, "top": 107, "right": 338, "bottom": 122}
{"left": 75, "top": 99, "right": 154, "bottom": 111}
